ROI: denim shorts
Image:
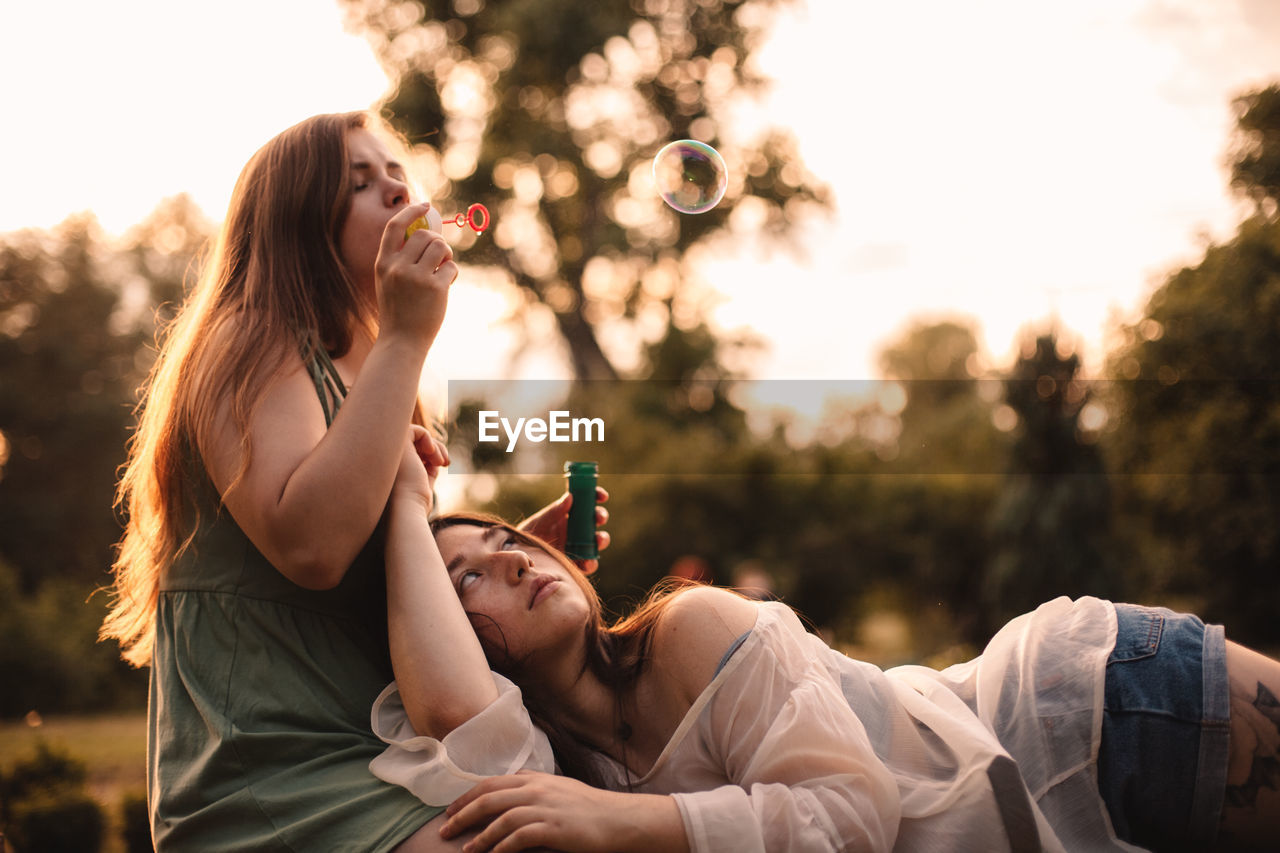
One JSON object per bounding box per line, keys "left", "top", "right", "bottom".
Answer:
{"left": 1097, "top": 603, "right": 1230, "bottom": 852}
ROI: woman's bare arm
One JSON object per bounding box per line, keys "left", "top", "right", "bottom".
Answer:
{"left": 384, "top": 431, "right": 500, "bottom": 738}
{"left": 204, "top": 204, "right": 451, "bottom": 589}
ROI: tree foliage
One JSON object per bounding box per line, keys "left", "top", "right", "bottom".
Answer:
{"left": 456, "top": 317, "right": 1005, "bottom": 659}
{"left": 0, "top": 560, "right": 146, "bottom": 716}
{"left": 0, "top": 216, "right": 146, "bottom": 592}
{"left": 1104, "top": 85, "right": 1280, "bottom": 645}
{"left": 341, "top": 0, "right": 830, "bottom": 380}
{"left": 878, "top": 320, "right": 1008, "bottom": 476}
{"left": 0, "top": 198, "right": 208, "bottom": 593}
{"left": 984, "top": 333, "right": 1118, "bottom": 634}
{"left": 866, "top": 319, "right": 1007, "bottom": 646}
{"left": 1230, "top": 84, "right": 1280, "bottom": 213}
{"left": 0, "top": 196, "right": 207, "bottom": 714}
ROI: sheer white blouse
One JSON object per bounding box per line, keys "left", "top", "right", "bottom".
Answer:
{"left": 370, "top": 596, "right": 1146, "bottom": 852}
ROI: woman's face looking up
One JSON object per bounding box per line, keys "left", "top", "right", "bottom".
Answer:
{"left": 435, "top": 525, "right": 594, "bottom": 666}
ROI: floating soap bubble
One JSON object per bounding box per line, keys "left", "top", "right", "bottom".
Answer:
{"left": 406, "top": 203, "right": 491, "bottom": 240}
{"left": 652, "top": 140, "right": 727, "bottom": 214}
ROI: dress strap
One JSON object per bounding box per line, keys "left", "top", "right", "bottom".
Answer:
{"left": 305, "top": 342, "right": 348, "bottom": 427}
{"left": 714, "top": 630, "right": 752, "bottom": 676}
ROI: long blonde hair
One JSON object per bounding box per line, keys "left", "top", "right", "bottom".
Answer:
{"left": 102, "top": 112, "right": 420, "bottom": 667}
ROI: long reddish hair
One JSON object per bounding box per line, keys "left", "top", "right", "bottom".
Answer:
{"left": 102, "top": 112, "right": 422, "bottom": 667}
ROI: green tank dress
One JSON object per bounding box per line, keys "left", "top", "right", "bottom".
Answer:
{"left": 149, "top": 349, "right": 443, "bottom": 851}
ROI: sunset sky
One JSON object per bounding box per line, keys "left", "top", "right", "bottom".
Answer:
{"left": 3, "top": 0, "right": 1279, "bottom": 387}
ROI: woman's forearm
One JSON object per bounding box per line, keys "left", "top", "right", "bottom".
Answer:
{"left": 614, "top": 793, "right": 691, "bottom": 853}
{"left": 441, "top": 774, "right": 691, "bottom": 852}
{"left": 386, "top": 490, "right": 499, "bottom": 738}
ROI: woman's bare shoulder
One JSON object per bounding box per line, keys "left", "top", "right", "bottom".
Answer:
{"left": 651, "top": 586, "right": 760, "bottom": 700}
{"left": 201, "top": 331, "right": 319, "bottom": 497}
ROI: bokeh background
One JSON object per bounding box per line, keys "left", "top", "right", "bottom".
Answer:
{"left": 2, "top": 1, "right": 1280, "bottom": 845}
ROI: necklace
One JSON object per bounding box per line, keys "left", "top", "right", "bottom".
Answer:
{"left": 612, "top": 689, "right": 637, "bottom": 790}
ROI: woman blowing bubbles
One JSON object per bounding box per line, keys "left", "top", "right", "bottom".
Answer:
{"left": 100, "top": 112, "right": 591, "bottom": 851}
{"left": 374, "top": 432, "right": 1280, "bottom": 852}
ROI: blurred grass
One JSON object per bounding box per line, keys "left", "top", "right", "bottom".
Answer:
{"left": 1, "top": 712, "right": 147, "bottom": 853}
{"left": 0, "top": 712, "right": 147, "bottom": 787}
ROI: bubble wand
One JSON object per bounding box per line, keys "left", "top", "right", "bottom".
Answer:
{"left": 406, "top": 203, "right": 491, "bottom": 239}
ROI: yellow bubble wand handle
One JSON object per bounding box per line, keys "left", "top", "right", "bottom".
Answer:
{"left": 406, "top": 203, "right": 491, "bottom": 239}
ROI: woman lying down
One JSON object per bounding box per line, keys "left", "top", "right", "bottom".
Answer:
{"left": 371, "top": 430, "right": 1280, "bottom": 852}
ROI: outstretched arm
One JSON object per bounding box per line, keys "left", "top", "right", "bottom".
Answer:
{"left": 385, "top": 427, "right": 498, "bottom": 738}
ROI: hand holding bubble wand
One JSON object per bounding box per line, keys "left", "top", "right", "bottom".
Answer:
{"left": 406, "top": 202, "right": 491, "bottom": 239}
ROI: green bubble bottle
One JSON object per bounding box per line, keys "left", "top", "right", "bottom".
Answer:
{"left": 563, "top": 461, "right": 599, "bottom": 562}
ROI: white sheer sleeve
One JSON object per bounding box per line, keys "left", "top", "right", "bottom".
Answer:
{"left": 669, "top": 605, "right": 901, "bottom": 853}
{"left": 368, "top": 671, "right": 555, "bottom": 806}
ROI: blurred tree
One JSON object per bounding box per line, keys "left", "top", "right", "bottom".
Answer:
{"left": 475, "top": 316, "right": 1007, "bottom": 656}
{"left": 1229, "top": 83, "right": 1280, "bottom": 215}
{"left": 0, "top": 215, "right": 148, "bottom": 592}
{"left": 456, "top": 317, "right": 768, "bottom": 611}
{"left": 868, "top": 319, "right": 1007, "bottom": 644}
{"left": 877, "top": 319, "right": 1008, "bottom": 476}
{"left": 0, "top": 198, "right": 208, "bottom": 715}
{"left": 984, "top": 332, "right": 1118, "bottom": 634}
{"left": 120, "top": 194, "right": 212, "bottom": 330}
{"left": 341, "top": 0, "right": 830, "bottom": 380}
{"left": 0, "top": 198, "right": 208, "bottom": 592}
{"left": 0, "top": 559, "right": 147, "bottom": 716}
{"left": 1105, "top": 83, "right": 1280, "bottom": 646}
